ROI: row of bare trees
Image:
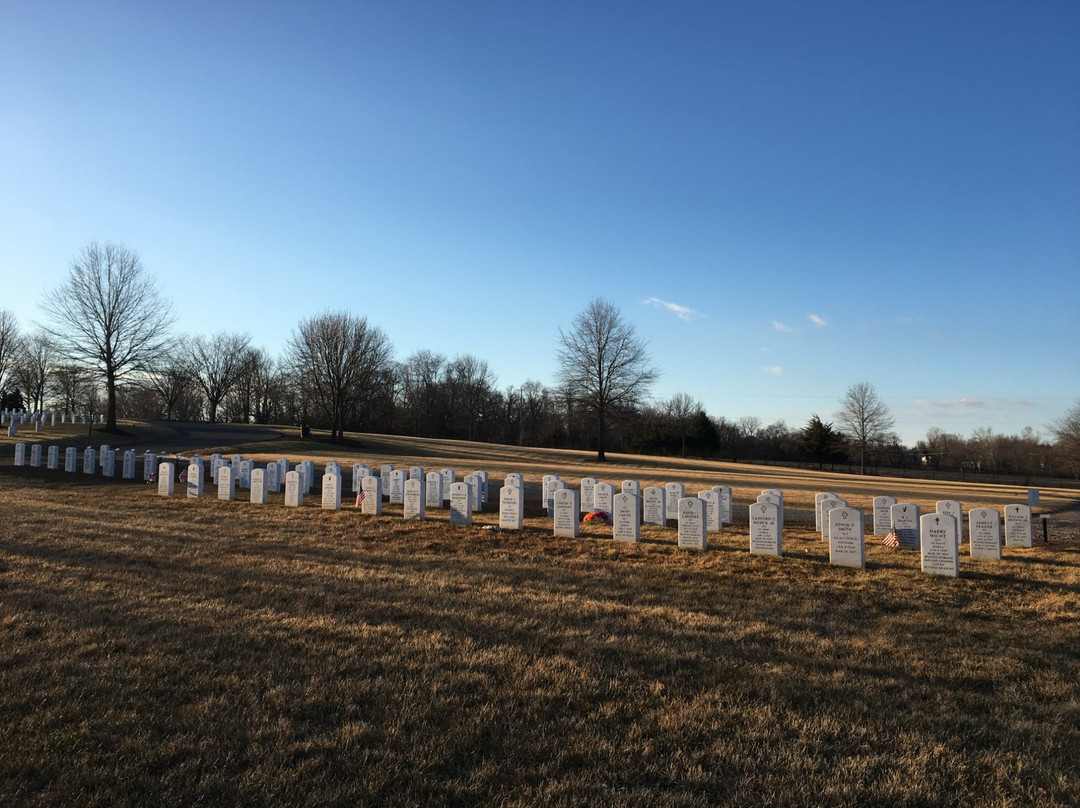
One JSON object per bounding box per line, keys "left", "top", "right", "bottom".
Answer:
{"left": 3, "top": 240, "right": 1078, "bottom": 478}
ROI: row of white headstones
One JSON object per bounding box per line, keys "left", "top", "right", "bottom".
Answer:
{"left": 13, "top": 444, "right": 1036, "bottom": 578}
{"left": 3, "top": 410, "right": 92, "bottom": 437}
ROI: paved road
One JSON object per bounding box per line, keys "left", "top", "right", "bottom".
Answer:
{"left": 107, "top": 421, "right": 282, "bottom": 454}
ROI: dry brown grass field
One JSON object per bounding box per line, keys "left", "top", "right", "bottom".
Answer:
{"left": 2, "top": 425, "right": 1078, "bottom": 806}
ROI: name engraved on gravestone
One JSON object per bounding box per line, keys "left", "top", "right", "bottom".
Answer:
{"left": 250, "top": 468, "right": 268, "bottom": 504}
{"left": 612, "top": 492, "right": 640, "bottom": 543}
{"left": 642, "top": 487, "right": 666, "bottom": 527}
{"left": 83, "top": 448, "right": 96, "bottom": 475}
{"left": 579, "top": 478, "right": 597, "bottom": 514}
{"left": 1004, "top": 504, "right": 1033, "bottom": 548}
{"left": 284, "top": 471, "right": 303, "bottom": 507}
{"left": 872, "top": 496, "right": 898, "bottom": 535}
{"left": 322, "top": 473, "right": 342, "bottom": 511}
{"left": 48, "top": 445, "right": 60, "bottom": 471}
{"left": 403, "top": 478, "right": 425, "bottom": 520}
{"left": 542, "top": 475, "right": 560, "bottom": 516}
{"left": 157, "top": 462, "right": 175, "bottom": 496}
{"left": 101, "top": 449, "right": 115, "bottom": 477}
{"left": 698, "top": 490, "right": 722, "bottom": 533}
{"left": 890, "top": 503, "right": 921, "bottom": 549}
{"left": 409, "top": 466, "right": 424, "bottom": 482}
{"left": 749, "top": 502, "right": 782, "bottom": 556}
{"left": 921, "top": 513, "right": 959, "bottom": 578}
{"left": 449, "top": 482, "right": 473, "bottom": 526}
{"left": 499, "top": 485, "right": 524, "bottom": 530}
{"left": 351, "top": 463, "right": 367, "bottom": 492}
{"left": 666, "top": 483, "right": 685, "bottom": 523}
{"left": 426, "top": 471, "right": 444, "bottom": 508}
{"left": 265, "top": 462, "right": 281, "bottom": 493}
{"left": 30, "top": 443, "right": 42, "bottom": 468}
{"left": 828, "top": 508, "right": 864, "bottom": 568}
{"left": 969, "top": 508, "right": 1002, "bottom": 560}
{"left": 553, "top": 488, "right": 580, "bottom": 538}
{"left": 361, "top": 476, "right": 382, "bottom": 515}
{"left": 121, "top": 450, "right": 134, "bottom": 478}
{"left": 677, "top": 497, "right": 707, "bottom": 550}
{"left": 239, "top": 460, "right": 253, "bottom": 489}
{"left": 441, "top": 469, "right": 456, "bottom": 502}
{"left": 381, "top": 465, "right": 394, "bottom": 498}
{"left": 65, "top": 446, "right": 78, "bottom": 473}
{"left": 471, "top": 470, "right": 489, "bottom": 505}
{"left": 593, "top": 482, "right": 615, "bottom": 514}
{"left": 621, "top": 480, "right": 641, "bottom": 499}
{"left": 389, "top": 469, "right": 406, "bottom": 505}
{"left": 818, "top": 497, "right": 845, "bottom": 540}
{"left": 218, "top": 466, "right": 236, "bottom": 501}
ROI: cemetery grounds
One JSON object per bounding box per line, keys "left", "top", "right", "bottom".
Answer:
{"left": 1, "top": 422, "right": 1079, "bottom": 807}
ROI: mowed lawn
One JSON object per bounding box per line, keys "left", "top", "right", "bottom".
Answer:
{"left": 1, "top": 431, "right": 1078, "bottom": 807}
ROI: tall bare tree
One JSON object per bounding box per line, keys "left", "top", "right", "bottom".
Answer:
{"left": 146, "top": 351, "right": 199, "bottom": 421}
{"left": 664, "top": 392, "right": 701, "bottom": 457}
{"left": 1049, "top": 401, "right": 1080, "bottom": 478}
{"left": 556, "top": 298, "right": 658, "bottom": 461}
{"left": 40, "top": 241, "right": 174, "bottom": 431}
{"left": 13, "top": 330, "right": 56, "bottom": 412}
{"left": 0, "top": 309, "right": 21, "bottom": 396}
{"left": 186, "top": 331, "right": 252, "bottom": 423}
{"left": 286, "top": 311, "right": 393, "bottom": 442}
{"left": 837, "top": 381, "right": 894, "bottom": 474}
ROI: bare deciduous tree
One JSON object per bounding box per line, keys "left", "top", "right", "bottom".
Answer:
{"left": 286, "top": 311, "right": 394, "bottom": 442}
{"left": 556, "top": 298, "right": 658, "bottom": 461}
{"left": 837, "top": 381, "right": 894, "bottom": 474}
{"left": 186, "top": 331, "right": 252, "bottom": 423}
{"left": 1049, "top": 401, "right": 1080, "bottom": 477}
{"left": 13, "top": 330, "right": 56, "bottom": 412}
{"left": 40, "top": 241, "right": 174, "bottom": 431}
{"left": 0, "top": 309, "right": 21, "bottom": 396}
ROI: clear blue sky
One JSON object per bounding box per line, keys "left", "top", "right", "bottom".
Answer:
{"left": 2, "top": 1, "right": 1077, "bottom": 446}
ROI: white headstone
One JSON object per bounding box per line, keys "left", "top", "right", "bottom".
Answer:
{"left": 463, "top": 473, "right": 482, "bottom": 512}
{"left": 936, "top": 500, "right": 963, "bottom": 545}
{"left": 612, "top": 492, "right": 640, "bottom": 543}
{"left": 890, "top": 503, "right": 921, "bottom": 549}
{"left": 449, "top": 481, "right": 473, "bottom": 526}
{"left": 749, "top": 501, "right": 782, "bottom": 556}
{"left": 284, "top": 470, "right": 303, "bottom": 507}
{"left": 409, "top": 465, "right": 424, "bottom": 482}
{"left": 322, "top": 473, "right": 342, "bottom": 511}
{"left": 579, "top": 478, "right": 598, "bottom": 514}
{"left": 14, "top": 443, "right": 26, "bottom": 466}
{"left": 677, "top": 497, "right": 707, "bottom": 550}
{"left": 389, "top": 469, "right": 406, "bottom": 505}
{"left": 504, "top": 472, "right": 524, "bottom": 490}
{"left": 121, "top": 450, "right": 134, "bottom": 478}
{"left": 1004, "top": 504, "right": 1032, "bottom": 548}
{"left": 218, "top": 466, "right": 236, "bottom": 501}
{"left": 642, "top": 486, "right": 666, "bottom": 527}
{"left": 265, "top": 461, "right": 281, "bottom": 493}
{"left": 351, "top": 463, "right": 368, "bottom": 492}
{"left": 83, "top": 447, "right": 96, "bottom": 475}
{"left": 471, "top": 470, "right": 489, "bottom": 504}
{"left": 403, "top": 478, "right": 425, "bottom": 520}
{"left": 360, "top": 475, "right": 382, "bottom": 515}
{"left": 143, "top": 452, "right": 157, "bottom": 482}
{"left": 553, "top": 488, "right": 580, "bottom": 538}
{"left": 48, "top": 445, "right": 60, "bottom": 471}
{"left": 186, "top": 463, "right": 203, "bottom": 498}
{"left": 64, "top": 447, "right": 77, "bottom": 473}
{"left": 441, "top": 469, "right": 456, "bottom": 502}
{"left": 542, "top": 474, "right": 560, "bottom": 516}
{"left": 157, "top": 462, "right": 175, "bottom": 496}
{"left": 818, "top": 497, "right": 846, "bottom": 540}
{"left": 592, "top": 482, "right": 615, "bottom": 514}
{"left": 815, "top": 492, "right": 837, "bottom": 531}
{"left": 238, "top": 459, "right": 253, "bottom": 489}
{"left": 828, "top": 507, "right": 864, "bottom": 568}
{"left": 665, "top": 483, "right": 685, "bottom": 522}
{"left": 425, "top": 471, "right": 444, "bottom": 508}
{"left": 714, "top": 485, "right": 733, "bottom": 524}
{"left": 101, "top": 449, "right": 115, "bottom": 477}
{"left": 872, "top": 496, "right": 898, "bottom": 535}
{"left": 698, "top": 490, "right": 722, "bottom": 533}
{"left": 921, "top": 513, "right": 959, "bottom": 577}
{"left": 621, "top": 480, "right": 641, "bottom": 499}
{"left": 30, "top": 443, "right": 42, "bottom": 468}
{"left": 250, "top": 468, "right": 268, "bottom": 504}
{"left": 968, "top": 508, "right": 1002, "bottom": 560}
{"left": 499, "top": 484, "right": 524, "bottom": 530}
{"left": 381, "top": 464, "right": 395, "bottom": 498}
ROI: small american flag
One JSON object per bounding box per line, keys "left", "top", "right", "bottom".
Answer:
{"left": 883, "top": 528, "right": 900, "bottom": 548}
{"left": 355, "top": 490, "right": 365, "bottom": 507}
{"left": 178, "top": 469, "right": 188, "bottom": 483}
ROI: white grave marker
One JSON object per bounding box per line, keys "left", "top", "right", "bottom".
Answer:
{"left": 921, "top": 513, "right": 959, "bottom": 577}
{"left": 579, "top": 478, "right": 597, "bottom": 514}
{"left": 157, "top": 462, "right": 175, "bottom": 496}
{"left": 361, "top": 476, "right": 382, "bottom": 515}
{"left": 612, "top": 492, "right": 640, "bottom": 543}
{"left": 890, "top": 503, "right": 921, "bottom": 549}
{"left": 449, "top": 481, "right": 473, "bottom": 526}
{"left": 969, "top": 508, "right": 1002, "bottom": 560}
{"left": 828, "top": 508, "right": 864, "bottom": 568}
{"left": 677, "top": 497, "right": 707, "bottom": 550}
{"left": 284, "top": 470, "right": 303, "bottom": 507}
{"left": 425, "top": 471, "right": 444, "bottom": 508}
{"left": 642, "top": 486, "right": 666, "bottom": 527}
{"left": 1004, "top": 504, "right": 1032, "bottom": 548}
{"left": 218, "top": 466, "right": 236, "bottom": 501}
{"left": 322, "top": 473, "right": 342, "bottom": 511}
{"left": 593, "top": 482, "right": 615, "bottom": 514}
{"left": 749, "top": 502, "right": 782, "bottom": 556}
{"left": 553, "top": 488, "right": 580, "bottom": 538}
{"left": 403, "top": 478, "right": 425, "bottom": 520}
{"left": 698, "top": 490, "right": 722, "bottom": 533}
{"left": 499, "top": 484, "right": 524, "bottom": 530}
{"left": 186, "top": 463, "right": 203, "bottom": 498}
{"left": 666, "top": 483, "right": 685, "bottom": 522}
{"left": 872, "top": 496, "right": 898, "bottom": 535}
{"left": 250, "top": 468, "right": 268, "bottom": 504}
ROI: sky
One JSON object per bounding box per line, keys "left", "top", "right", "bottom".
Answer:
{"left": 1, "top": 1, "right": 1077, "bottom": 447}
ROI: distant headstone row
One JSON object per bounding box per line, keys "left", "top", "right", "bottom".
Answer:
{"left": 11, "top": 445, "right": 1039, "bottom": 576}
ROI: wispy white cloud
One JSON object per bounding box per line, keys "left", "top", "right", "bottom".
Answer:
{"left": 762, "top": 365, "right": 783, "bottom": 375}
{"left": 643, "top": 297, "right": 703, "bottom": 322}
{"left": 913, "top": 397, "right": 1033, "bottom": 412}
{"left": 772, "top": 320, "right": 796, "bottom": 333}
{"left": 807, "top": 313, "right": 828, "bottom": 327}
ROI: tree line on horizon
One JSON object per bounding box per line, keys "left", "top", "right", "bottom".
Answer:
{"left": 2, "top": 240, "right": 1078, "bottom": 480}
